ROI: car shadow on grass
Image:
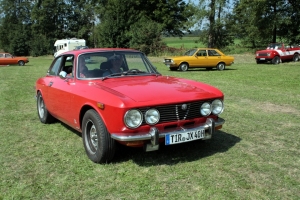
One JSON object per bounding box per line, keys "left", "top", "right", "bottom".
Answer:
{"left": 113, "top": 130, "right": 241, "bottom": 166}
{"left": 169, "top": 68, "right": 237, "bottom": 73}
{"left": 60, "top": 122, "right": 241, "bottom": 165}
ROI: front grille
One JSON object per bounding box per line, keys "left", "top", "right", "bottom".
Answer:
{"left": 258, "top": 53, "right": 268, "bottom": 56}
{"left": 139, "top": 100, "right": 211, "bottom": 125}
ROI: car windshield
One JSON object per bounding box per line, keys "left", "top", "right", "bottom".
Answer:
{"left": 267, "top": 43, "right": 282, "bottom": 49}
{"left": 75, "top": 51, "right": 160, "bottom": 79}
{"left": 184, "top": 49, "right": 197, "bottom": 56}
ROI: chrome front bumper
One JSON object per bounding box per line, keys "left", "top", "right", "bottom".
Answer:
{"left": 111, "top": 118, "right": 225, "bottom": 150}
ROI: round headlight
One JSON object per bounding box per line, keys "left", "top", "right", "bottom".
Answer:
{"left": 200, "top": 102, "right": 211, "bottom": 116}
{"left": 211, "top": 99, "right": 224, "bottom": 115}
{"left": 124, "top": 109, "right": 143, "bottom": 128}
{"left": 145, "top": 109, "right": 160, "bottom": 125}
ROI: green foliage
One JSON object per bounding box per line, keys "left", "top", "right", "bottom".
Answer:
{"left": 230, "top": 0, "right": 300, "bottom": 47}
{"left": 95, "top": 0, "right": 190, "bottom": 54}
{"left": 129, "top": 17, "right": 165, "bottom": 55}
{"left": 30, "top": 35, "right": 52, "bottom": 57}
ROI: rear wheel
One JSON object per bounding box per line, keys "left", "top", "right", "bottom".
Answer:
{"left": 18, "top": 60, "right": 25, "bottom": 66}
{"left": 37, "top": 92, "right": 55, "bottom": 123}
{"left": 179, "top": 63, "right": 189, "bottom": 71}
{"left": 216, "top": 63, "right": 225, "bottom": 71}
{"left": 293, "top": 54, "right": 299, "bottom": 62}
{"left": 272, "top": 56, "right": 280, "bottom": 64}
{"left": 82, "top": 109, "right": 116, "bottom": 163}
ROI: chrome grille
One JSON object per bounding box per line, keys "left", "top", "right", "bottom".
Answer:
{"left": 258, "top": 53, "right": 268, "bottom": 56}
{"left": 139, "top": 100, "right": 210, "bottom": 125}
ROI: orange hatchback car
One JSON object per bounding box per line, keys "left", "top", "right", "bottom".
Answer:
{"left": 163, "top": 48, "right": 234, "bottom": 71}
{"left": 0, "top": 53, "right": 29, "bottom": 66}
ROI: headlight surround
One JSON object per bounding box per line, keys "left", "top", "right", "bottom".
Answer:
{"left": 124, "top": 109, "right": 143, "bottom": 128}
{"left": 200, "top": 102, "right": 211, "bottom": 116}
{"left": 145, "top": 109, "right": 160, "bottom": 125}
{"left": 211, "top": 99, "right": 224, "bottom": 115}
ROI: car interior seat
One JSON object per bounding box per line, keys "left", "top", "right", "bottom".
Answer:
{"left": 100, "top": 62, "right": 110, "bottom": 71}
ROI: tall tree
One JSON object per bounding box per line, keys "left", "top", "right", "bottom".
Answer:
{"left": 196, "top": 0, "right": 234, "bottom": 49}
{"left": 0, "top": 0, "right": 32, "bottom": 55}
{"left": 231, "top": 0, "right": 297, "bottom": 48}
{"left": 95, "top": 0, "right": 192, "bottom": 53}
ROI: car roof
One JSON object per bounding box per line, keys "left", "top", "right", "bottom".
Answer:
{"left": 61, "top": 48, "right": 141, "bottom": 56}
{"left": 196, "top": 48, "right": 218, "bottom": 50}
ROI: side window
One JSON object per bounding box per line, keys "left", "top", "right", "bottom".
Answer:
{"left": 61, "top": 56, "right": 74, "bottom": 75}
{"left": 49, "top": 57, "right": 62, "bottom": 76}
{"left": 196, "top": 50, "right": 207, "bottom": 56}
{"left": 208, "top": 50, "right": 220, "bottom": 56}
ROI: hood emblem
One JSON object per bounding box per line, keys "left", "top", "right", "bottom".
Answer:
{"left": 181, "top": 104, "right": 187, "bottom": 110}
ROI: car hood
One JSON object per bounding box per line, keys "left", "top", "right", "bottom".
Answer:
{"left": 165, "top": 55, "right": 193, "bottom": 60}
{"left": 93, "top": 75, "right": 223, "bottom": 103}
{"left": 256, "top": 49, "right": 275, "bottom": 53}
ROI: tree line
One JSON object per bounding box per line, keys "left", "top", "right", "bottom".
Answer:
{"left": 0, "top": 0, "right": 299, "bottom": 56}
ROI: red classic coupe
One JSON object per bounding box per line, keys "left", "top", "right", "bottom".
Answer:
{"left": 0, "top": 53, "right": 29, "bottom": 66}
{"left": 36, "top": 48, "right": 225, "bottom": 163}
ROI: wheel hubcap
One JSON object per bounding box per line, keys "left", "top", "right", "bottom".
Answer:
{"left": 86, "top": 121, "right": 98, "bottom": 152}
{"left": 38, "top": 97, "right": 45, "bottom": 118}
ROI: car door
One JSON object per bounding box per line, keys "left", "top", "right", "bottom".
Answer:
{"left": 190, "top": 49, "right": 207, "bottom": 67}
{"left": 207, "top": 50, "right": 222, "bottom": 66}
{"left": 46, "top": 55, "right": 75, "bottom": 125}
{"left": 1, "top": 53, "right": 12, "bottom": 65}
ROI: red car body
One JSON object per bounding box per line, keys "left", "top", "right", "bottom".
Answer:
{"left": 0, "top": 53, "right": 29, "bottom": 66}
{"left": 35, "top": 48, "right": 225, "bottom": 163}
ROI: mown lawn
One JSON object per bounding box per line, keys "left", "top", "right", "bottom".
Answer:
{"left": 0, "top": 54, "right": 299, "bottom": 199}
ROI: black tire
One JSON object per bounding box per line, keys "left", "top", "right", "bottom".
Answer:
{"left": 272, "top": 56, "right": 280, "bottom": 64}
{"left": 18, "top": 60, "right": 25, "bottom": 66}
{"left": 216, "top": 63, "right": 225, "bottom": 71}
{"left": 82, "top": 109, "right": 116, "bottom": 163}
{"left": 169, "top": 67, "right": 178, "bottom": 71}
{"left": 179, "top": 63, "right": 189, "bottom": 71}
{"left": 37, "top": 92, "right": 55, "bottom": 124}
{"left": 293, "top": 54, "right": 299, "bottom": 62}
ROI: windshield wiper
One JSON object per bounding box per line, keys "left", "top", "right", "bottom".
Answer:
{"left": 101, "top": 69, "right": 156, "bottom": 81}
{"left": 101, "top": 72, "right": 123, "bottom": 81}
{"left": 122, "top": 69, "right": 148, "bottom": 75}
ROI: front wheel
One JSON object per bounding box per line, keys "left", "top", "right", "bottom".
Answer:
{"left": 179, "top": 63, "right": 189, "bottom": 71}
{"left": 82, "top": 109, "right": 116, "bottom": 163}
{"left": 18, "top": 60, "right": 25, "bottom": 66}
{"left": 216, "top": 63, "right": 225, "bottom": 71}
{"left": 272, "top": 56, "right": 280, "bottom": 64}
{"left": 293, "top": 54, "right": 299, "bottom": 62}
{"left": 37, "top": 92, "right": 55, "bottom": 123}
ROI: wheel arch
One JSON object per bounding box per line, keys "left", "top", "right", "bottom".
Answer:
{"left": 79, "top": 105, "right": 97, "bottom": 130}
{"left": 179, "top": 61, "right": 189, "bottom": 66}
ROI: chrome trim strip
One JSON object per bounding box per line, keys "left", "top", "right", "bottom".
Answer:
{"left": 111, "top": 118, "right": 225, "bottom": 142}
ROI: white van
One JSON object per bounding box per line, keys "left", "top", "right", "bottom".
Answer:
{"left": 54, "top": 38, "right": 86, "bottom": 57}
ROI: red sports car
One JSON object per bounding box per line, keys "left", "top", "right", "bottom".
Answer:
{"left": 35, "top": 48, "right": 225, "bottom": 163}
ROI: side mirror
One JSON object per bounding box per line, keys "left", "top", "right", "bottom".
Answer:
{"left": 59, "top": 71, "right": 67, "bottom": 79}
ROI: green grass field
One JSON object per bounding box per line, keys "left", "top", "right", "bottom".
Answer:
{"left": 0, "top": 54, "right": 300, "bottom": 199}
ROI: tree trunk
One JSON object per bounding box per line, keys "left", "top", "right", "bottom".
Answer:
{"left": 208, "top": 0, "right": 216, "bottom": 48}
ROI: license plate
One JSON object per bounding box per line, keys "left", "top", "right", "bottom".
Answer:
{"left": 166, "top": 64, "right": 170, "bottom": 67}
{"left": 260, "top": 58, "right": 265, "bottom": 60}
{"left": 165, "top": 128, "right": 205, "bottom": 145}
